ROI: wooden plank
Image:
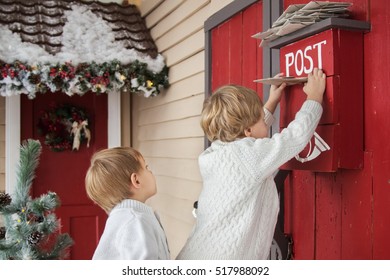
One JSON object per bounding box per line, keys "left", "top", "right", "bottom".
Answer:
{"left": 151, "top": 0, "right": 209, "bottom": 39}
{"left": 149, "top": 192, "right": 198, "bottom": 224}
{"left": 120, "top": 92, "right": 131, "bottom": 147}
{"left": 137, "top": 94, "right": 204, "bottom": 125}
{"left": 228, "top": 12, "right": 243, "bottom": 84}
{"left": 289, "top": 170, "right": 316, "bottom": 259}
{"left": 315, "top": 173, "right": 342, "bottom": 259}
{"left": 242, "top": 2, "right": 261, "bottom": 90}
{"left": 155, "top": 176, "right": 203, "bottom": 200}
{"left": 136, "top": 72, "right": 204, "bottom": 110}
{"left": 167, "top": 51, "right": 204, "bottom": 83}
{"left": 367, "top": 0, "right": 390, "bottom": 259}
{"left": 164, "top": 29, "right": 204, "bottom": 66}
{"left": 373, "top": 153, "right": 390, "bottom": 259}
{"left": 156, "top": 5, "right": 209, "bottom": 52}
{"left": 144, "top": 157, "right": 201, "bottom": 182}
{"left": 139, "top": 0, "right": 164, "bottom": 18}
{"left": 341, "top": 152, "right": 373, "bottom": 259}
{"left": 211, "top": 21, "right": 230, "bottom": 90}
{"left": 138, "top": 138, "right": 204, "bottom": 159}
{"left": 146, "top": 0, "right": 185, "bottom": 30}
{"left": 255, "top": 1, "right": 263, "bottom": 96}
{"left": 138, "top": 116, "right": 204, "bottom": 141}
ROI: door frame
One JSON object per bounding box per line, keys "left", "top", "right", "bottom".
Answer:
{"left": 5, "top": 92, "right": 121, "bottom": 194}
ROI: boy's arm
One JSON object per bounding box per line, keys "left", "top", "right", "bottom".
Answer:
{"left": 264, "top": 73, "right": 287, "bottom": 114}
{"left": 239, "top": 69, "right": 326, "bottom": 180}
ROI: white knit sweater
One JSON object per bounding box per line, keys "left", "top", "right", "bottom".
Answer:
{"left": 177, "top": 100, "right": 323, "bottom": 259}
{"left": 92, "top": 199, "right": 170, "bottom": 260}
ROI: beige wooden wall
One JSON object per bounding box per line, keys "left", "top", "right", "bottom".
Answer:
{"left": 132, "top": 0, "right": 233, "bottom": 259}
{"left": 0, "top": 97, "right": 4, "bottom": 193}
{"left": 0, "top": 97, "right": 5, "bottom": 226}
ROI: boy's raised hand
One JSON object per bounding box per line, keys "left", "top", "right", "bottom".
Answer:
{"left": 303, "top": 68, "right": 326, "bottom": 104}
{"left": 265, "top": 73, "right": 287, "bottom": 113}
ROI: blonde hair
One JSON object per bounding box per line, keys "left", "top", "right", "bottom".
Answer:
{"left": 85, "top": 147, "right": 143, "bottom": 213}
{"left": 200, "top": 85, "right": 263, "bottom": 142}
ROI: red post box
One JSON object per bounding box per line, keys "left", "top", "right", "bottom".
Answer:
{"left": 270, "top": 20, "right": 368, "bottom": 172}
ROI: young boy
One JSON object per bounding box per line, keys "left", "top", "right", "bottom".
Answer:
{"left": 177, "top": 68, "right": 326, "bottom": 259}
{"left": 85, "top": 147, "right": 170, "bottom": 260}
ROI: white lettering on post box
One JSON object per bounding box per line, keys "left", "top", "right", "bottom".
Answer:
{"left": 285, "top": 40, "right": 327, "bottom": 77}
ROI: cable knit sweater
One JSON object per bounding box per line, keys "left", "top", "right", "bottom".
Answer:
{"left": 176, "top": 100, "right": 323, "bottom": 260}
{"left": 92, "top": 199, "right": 170, "bottom": 260}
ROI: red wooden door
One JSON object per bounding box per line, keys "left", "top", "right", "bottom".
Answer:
{"left": 211, "top": 2, "right": 263, "bottom": 94}
{"left": 21, "top": 92, "right": 108, "bottom": 260}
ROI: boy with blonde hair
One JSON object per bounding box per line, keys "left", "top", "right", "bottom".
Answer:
{"left": 177, "top": 68, "right": 326, "bottom": 259}
{"left": 85, "top": 147, "right": 170, "bottom": 260}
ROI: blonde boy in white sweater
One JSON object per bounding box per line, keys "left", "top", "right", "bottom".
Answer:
{"left": 85, "top": 147, "right": 170, "bottom": 260}
{"left": 177, "top": 68, "right": 326, "bottom": 260}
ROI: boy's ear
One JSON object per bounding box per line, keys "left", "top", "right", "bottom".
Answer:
{"left": 244, "top": 127, "right": 252, "bottom": 137}
{"left": 130, "top": 173, "right": 141, "bottom": 189}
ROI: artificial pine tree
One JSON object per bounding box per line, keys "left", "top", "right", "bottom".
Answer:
{"left": 0, "top": 139, "right": 73, "bottom": 259}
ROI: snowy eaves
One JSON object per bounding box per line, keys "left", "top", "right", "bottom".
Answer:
{"left": 0, "top": 0, "right": 168, "bottom": 98}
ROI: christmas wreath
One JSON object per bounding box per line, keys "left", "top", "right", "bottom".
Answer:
{"left": 37, "top": 103, "right": 91, "bottom": 152}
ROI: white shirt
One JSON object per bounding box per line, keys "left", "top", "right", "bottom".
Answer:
{"left": 93, "top": 199, "right": 170, "bottom": 260}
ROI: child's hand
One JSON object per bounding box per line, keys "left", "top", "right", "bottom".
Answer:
{"left": 303, "top": 68, "right": 326, "bottom": 104}
{"left": 269, "top": 73, "right": 287, "bottom": 104}
{"left": 265, "top": 73, "right": 287, "bottom": 113}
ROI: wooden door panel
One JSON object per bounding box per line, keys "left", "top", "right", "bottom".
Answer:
{"left": 21, "top": 92, "right": 108, "bottom": 259}
{"left": 56, "top": 205, "right": 106, "bottom": 260}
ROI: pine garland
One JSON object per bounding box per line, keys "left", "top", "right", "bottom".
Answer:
{"left": 0, "top": 59, "right": 169, "bottom": 99}
{"left": 0, "top": 139, "right": 73, "bottom": 260}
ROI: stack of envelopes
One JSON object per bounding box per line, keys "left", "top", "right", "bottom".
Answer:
{"left": 253, "top": 1, "right": 352, "bottom": 46}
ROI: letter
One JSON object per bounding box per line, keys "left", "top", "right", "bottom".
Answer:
{"left": 304, "top": 45, "right": 314, "bottom": 74}
{"left": 295, "top": 49, "right": 304, "bottom": 76}
{"left": 313, "top": 40, "right": 327, "bottom": 69}
{"left": 285, "top": 52, "right": 294, "bottom": 77}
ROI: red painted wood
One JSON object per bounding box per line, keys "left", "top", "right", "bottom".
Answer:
{"left": 289, "top": 170, "right": 315, "bottom": 259}
{"left": 21, "top": 92, "right": 108, "bottom": 259}
{"left": 229, "top": 14, "right": 243, "bottom": 85}
{"left": 315, "top": 173, "right": 342, "bottom": 259}
{"left": 373, "top": 155, "right": 390, "bottom": 259}
{"left": 280, "top": 30, "right": 335, "bottom": 77}
{"left": 365, "top": 0, "right": 390, "bottom": 259}
{"left": 255, "top": 3, "right": 263, "bottom": 97}
{"left": 212, "top": 21, "right": 230, "bottom": 91}
{"left": 281, "top": 0, "right": 390, "bottom": 260}
{"left": 280, "top": 76, "right": 338, "bottom": 127}
{"left": 279, "top": 29, "right": 364, "bottom": 172}
{"left": 242, "top": 2, "right": 262, "bottom": 91}
{"left": 211, "top": 2, "right": 262, "bottom": 94}
{"left": 56, "top": 205, "right": 106, "bottom": 260}
{"left": 341, "top": 152, "right": 373, "bottom": 259}
{"left": 281, "top": 125, "right": 337, "bottom": 171}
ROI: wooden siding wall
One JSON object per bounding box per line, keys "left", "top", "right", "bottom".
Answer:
{"left": 282, "top": 0, "right": 390, "bottom": 259}
{"left": 0, "top": 97, "right": 5, "bottom": 226}
{"left": 0, "top": 97, "right": 4, "bottom": 193}
{"left": 132, "top": 0, "right": 233, "bottom": 258}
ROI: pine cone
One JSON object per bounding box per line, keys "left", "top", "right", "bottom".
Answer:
{"left": 29, "top": 73, "right": 41, "bottom": 84}
{"left": 0, "top": 227, "right": 6, "bottom": 239}
{"left": 27, "top": 231, "right": 43, "bottom": 245}
{"left": 0, "top": 192, "right": 12, "bottom": 207}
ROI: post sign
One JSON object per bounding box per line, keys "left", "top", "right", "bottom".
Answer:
{"left": 278, "top": 28, "right": 364, "bottom": 172}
